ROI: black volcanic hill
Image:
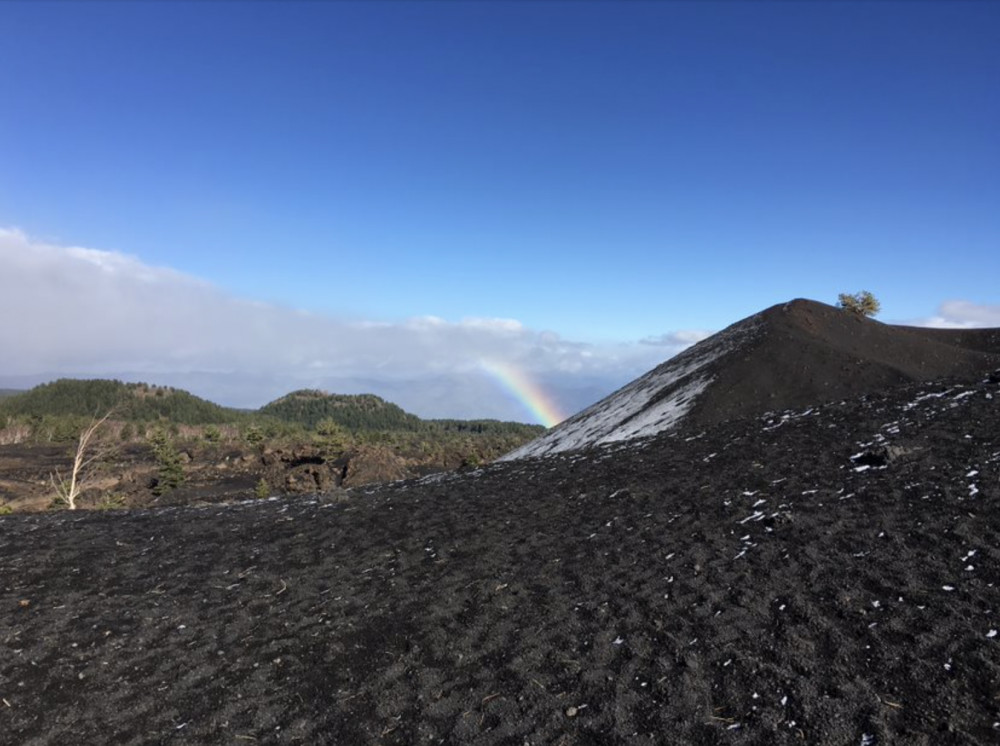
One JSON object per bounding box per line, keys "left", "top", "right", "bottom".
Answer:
{"left": 505, "top": 298, "right": 1000, "bottom": 459}
{"left": 691, "top": 298, "right": 1000, "bottom": 426}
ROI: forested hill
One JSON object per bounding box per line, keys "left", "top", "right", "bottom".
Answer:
{"left": 0, "top": 380, "right": 546, "bottom": 437}
{"left": 258, "top": 389, "right": 545, "bottom": 436}
{"left": 0, "top": 379, "right": 240, "bottom": 425}
{"left": 0, "top": 389, "right": 23, "bottom": 400}
{"left": 258, "top": 389, "right": 423, "bottom": 431}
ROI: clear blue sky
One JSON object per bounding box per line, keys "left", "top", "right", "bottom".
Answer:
{"left": 1, "top": 1, "right": 998, "bottom": 420}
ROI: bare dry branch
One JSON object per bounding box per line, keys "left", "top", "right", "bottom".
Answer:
{"left": 50, "top": 409, "right": 116, "bottom": 510}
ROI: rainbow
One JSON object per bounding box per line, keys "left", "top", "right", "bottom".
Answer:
{"left": 479, "top": 360, "right": 566, "bottom": 428}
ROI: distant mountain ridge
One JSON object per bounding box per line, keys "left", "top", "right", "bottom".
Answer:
{"left": 504, "top": 298, "right": 1000, "bottom": 459}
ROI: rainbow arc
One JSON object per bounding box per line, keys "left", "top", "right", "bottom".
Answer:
{"left": 479, "top": 360, "right": 565, "bottom": 428}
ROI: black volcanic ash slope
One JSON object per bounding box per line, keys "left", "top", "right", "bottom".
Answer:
{"left": 1, "top": 373, "right": 998, "bottom": 745}
{"left": 505, "top": 298, "right": 1000, "bottom": 459}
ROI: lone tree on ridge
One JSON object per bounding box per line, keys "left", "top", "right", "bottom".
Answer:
{"left": 837, "top": 291, "right": 881, "bottom": 318}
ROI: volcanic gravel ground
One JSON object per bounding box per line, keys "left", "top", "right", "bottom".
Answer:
{"left": 2, "top": 377, "right": 999, "bottom": 745}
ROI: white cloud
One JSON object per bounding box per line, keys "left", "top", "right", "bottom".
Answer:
{"left": 12, "top": 228, "right": 992, "bottom": 423}
{"left": 912, "top": 300, "right": 1000, "bottom": 329}
{"left": 640, "top": 330, "right": 713, "bottom": 347}
{"left": 0, "top": 227, "right": 678, "bottom": 420}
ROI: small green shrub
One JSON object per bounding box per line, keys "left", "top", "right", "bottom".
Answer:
{"left": 96, "top": 493, "right": 127, "bottom": 510}
{"left": 255, "top": 478, "right": 270, "bottom": 500}
{"left": 315, "top": 417, "right": 348, "bottom": 459}
{"left": 243, "top": 425, "right": 264, "bottom": 446}
{"left": 148, "top": 428, "right": 185, "bottom": 496}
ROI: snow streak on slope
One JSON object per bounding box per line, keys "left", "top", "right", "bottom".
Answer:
{"left": 501, "top": 316, "right": 760, "bottom": 460}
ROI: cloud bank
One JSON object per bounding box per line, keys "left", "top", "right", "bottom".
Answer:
{"left": 0, "top": 228, "right": 691, "bottom": 421}
{"left": 914, "top": 301, "right": 1000, "bottom": 329}
{"left": 7, "top": 228, "right": 993, "bottom": 423}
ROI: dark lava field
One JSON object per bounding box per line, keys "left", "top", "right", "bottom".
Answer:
{"left": 2, "top": 372, "right": 999, "bottom": 745}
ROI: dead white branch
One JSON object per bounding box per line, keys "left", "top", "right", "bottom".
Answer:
{"left": 50, "top": 410, "right": 115, "bottom": 510}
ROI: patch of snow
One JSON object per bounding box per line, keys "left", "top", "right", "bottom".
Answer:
{"left": 501, "top": 315, "right": 759, "bottom": 460}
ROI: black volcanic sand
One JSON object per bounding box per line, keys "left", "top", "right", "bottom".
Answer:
{"left": 2, "top": 377, "right": 999, "bottom": 745}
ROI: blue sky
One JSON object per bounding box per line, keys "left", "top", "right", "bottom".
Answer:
{"left": 1, "top": 1, "right": 998, "bottom": 421}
